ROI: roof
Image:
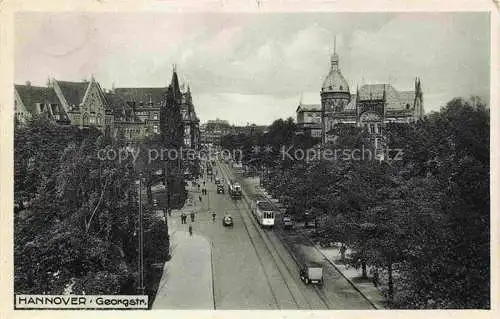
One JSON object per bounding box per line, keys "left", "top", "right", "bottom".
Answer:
{"left": 15, "top": 84, "right": 60, "bottom": 115}
{"left": 104, "top": 92, "right": 142, "bottom": 123}
{"left": 321, "top": 53, "right": 350, "bottom": 94}
{"left": 358, "top": 84, "right": 416, "bottom": 110}
{"left": 114, "top": 87, "right": 167, "bottom": 106}
{"left": 399, "top": 90, "right": 416, "bottom": 109}
{"left": 297, "top": 104, "right": 321, "bottom": 112}
{"left": 56, "top": 81, "right": 89, "bottom": 107}
{"left": 256, "top": 201, "right": 275, "bottom": 211}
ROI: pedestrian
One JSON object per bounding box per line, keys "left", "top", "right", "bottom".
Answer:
{"left": 203, "top": 181, "right": 206, "bottom": 186}
{"left": 180, "top": 213, "right": 185, "bottom": 224}
{"left": 197, "top": 184, "right": 201, "bottom": 191}
{"left": 372, "top": 267, "right": 379, "bottom": 287}
{"left": 340, "top": 244, "right": 347, "bottom": 262}
{"left": 199, "top": 195, "right": 202, "bottom": 202}
{"left": 190, "top": 212, "right": 195, "bottom": 222}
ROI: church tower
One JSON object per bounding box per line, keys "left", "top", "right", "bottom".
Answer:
{"left": 320, "top": 37, "right": 351, "bottom": 144}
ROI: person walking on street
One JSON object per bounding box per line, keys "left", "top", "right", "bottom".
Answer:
{"left": 199, "top": 195, "right": 202, "bottom": 202}
{"left": 188, "top": 225, "right": 193, "bottom": 236}
{"left": 190, "top": 212, "right": 195, "bottom": 222}
{"left": 203, "top": 181, "right": 206, "bottom": 186}
{"left": 212, "top": 211, "right": 216, "bottom": 222}
{"left": 180, "top": 213, "right": 186, "bottom": 224}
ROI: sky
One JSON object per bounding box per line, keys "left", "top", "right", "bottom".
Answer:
{"left": 14, "top": 12, "right": 490, "bottom": 125}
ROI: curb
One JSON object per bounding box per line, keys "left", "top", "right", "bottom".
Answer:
{"left": 308, "top": 237, "right": 382, "bottom": 309}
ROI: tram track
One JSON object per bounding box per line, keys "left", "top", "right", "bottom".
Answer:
{"left": 232, "top": 164, "right": 377, "bottom": 310}
{"left": 218, "top": 161, "right": 328, "bottom": 310}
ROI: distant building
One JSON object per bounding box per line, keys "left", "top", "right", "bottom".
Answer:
{"left": 296, "top": 104, "right": 322, "bottom": 138}
{"left": 230, "top": 124, "right": 267, "bottom": 136}
{"left": 201, "top": 118, "right": 231, "bottom": 145}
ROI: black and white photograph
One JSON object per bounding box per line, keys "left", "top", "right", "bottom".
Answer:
{"left": 5, "top": 0, "right": 496, "bottom": 314}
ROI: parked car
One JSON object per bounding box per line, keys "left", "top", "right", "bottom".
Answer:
{"left": 299, "top": 262, "right": 323, "bottom": 285}
{"left": 282, "top": 214, "right": 294, "bottom": 229}
{"left": 222, "top": 214, "right": 234, "bottom": 227}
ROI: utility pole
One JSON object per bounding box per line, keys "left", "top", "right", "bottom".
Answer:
{"left": 138, "top": 174, "right": 145, "bottom": 295}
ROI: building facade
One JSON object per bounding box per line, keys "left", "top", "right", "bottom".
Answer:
{"left": 295, "top": 104, "right": 322, "bottom": 138}
{"left": 296, "top": 46, "right": 424, "bottom": 150}
{"left": 200, "top": 119, "right": 231, "bottom": 145}
{"left": 14, "top": 69, "right": 201, "bottom": 147}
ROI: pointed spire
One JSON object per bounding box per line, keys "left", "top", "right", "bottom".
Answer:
{"left": 330, "top": 35, "right": 339, "bottom": 71}
{"left": 299, "top": 92, "right": 303, "bottom": 105}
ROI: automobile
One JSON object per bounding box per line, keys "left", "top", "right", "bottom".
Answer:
{"left": 215, "top": 177, "right": 221, "bottom": 184}
{"left": 217, "top": 184, "right": 225, "bottom": 194}
{"left": 299, "top": 262, "right": 324, "bottom": 285}
{"left": 282, "top": 214, "right": 294, "bottom": 229}
{"left": 222, "top": 214, "right": 233, "bottom": 227}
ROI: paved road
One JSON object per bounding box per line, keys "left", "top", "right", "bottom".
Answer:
{"left": 153, "top": 159, "right": 374, "bottom": 309}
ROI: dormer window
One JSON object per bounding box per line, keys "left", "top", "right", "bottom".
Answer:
{"left": 339, "top": 85, "right": 343, "bottom": 90}
{"left": 406, "top": 103, "right": 410, "bottom": 109}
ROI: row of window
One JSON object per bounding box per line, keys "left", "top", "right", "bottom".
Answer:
{"left": 136, "top": 112, "right": 159, "bottom": 120}
{"left": 83, "top": 114, "right": 103, "bottom": 125}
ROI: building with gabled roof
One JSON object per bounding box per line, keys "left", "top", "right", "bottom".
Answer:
{"left": 15, "top": 68, "right": 200, "bottom": 146}
{"left": 14, "top": 82, "right": 71, "bottom": 125}
{"left": 296, "top": 39, "right": 424, "bottom": 156}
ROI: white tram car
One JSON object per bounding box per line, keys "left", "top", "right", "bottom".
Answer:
{"left": 251, "top": 200, "right": 275, "bottom": 227}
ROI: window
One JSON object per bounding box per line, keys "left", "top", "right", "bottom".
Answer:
{"left": 369, "top": 124, "right": 375, "bottom": 134}
{"left": 406, "top": 103, "right": 410, "bottom": 109}
{"left": 339, "top": 85, "right": 343, "bottom": 90}
{"left": 153, "top": 113, "right": 158, "bottom": 120}
{"left": 153, "top": 124, "right": 159, "bottom": 133}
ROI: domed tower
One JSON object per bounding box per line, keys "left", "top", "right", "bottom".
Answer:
{"left": 320, "top": 40, "right": 351, "bottom": 144}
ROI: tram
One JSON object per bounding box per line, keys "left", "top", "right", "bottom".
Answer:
{"left": 228, "top": 179, "right": 242, "bottom": 199}
{"left": 251, "top": 199, "right": 275, "bottom": 227}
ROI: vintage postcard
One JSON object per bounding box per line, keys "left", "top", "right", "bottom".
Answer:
{"left": 1, "top": 0, "right": 498, "bottom": 318}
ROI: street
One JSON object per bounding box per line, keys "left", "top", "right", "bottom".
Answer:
{"left": 153, "top": 159, "right": 374, "bottom": 309}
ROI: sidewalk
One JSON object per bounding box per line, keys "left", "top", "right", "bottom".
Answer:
{"left": 152, "top": 180, "right": 214, "bottom": 309}
{"left": 316, "top": 244, "right": 386, "bottom": 309}
{"left": 242, "top": 176, "right": 386, "bottom": 309}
